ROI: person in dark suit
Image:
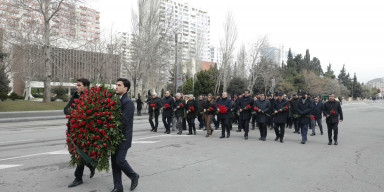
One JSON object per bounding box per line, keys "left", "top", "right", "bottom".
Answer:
{"left": 296, "top": 92, "right": 313, "bottom": 144}
{"left": 310, "top": 96, "right": 324, "bottom": 136}
{"left": 323, "top": 93, "right": 343, "bottom": 145}
{"left": 111, "top": 78, "right": 139, "bottom": 192}
{"left": 136, "top": 97, "right": 143, "bottom": 116}
{"left": 173, "top": 93, "right": 185, "bottom": 135}
{"left": 65, "top": 78, "right": 95, "bottom": 188}
{"left": 217, "top": 92, "right": 233, "bottom": 138}
{"left": 237, "top": 90, "right": 254, "bottom": 140}
{"left": 273, "top": 92, "right": 290, "bottom": 143}
{"left": 148, "top": 93, "right": 162, "bottom": 132}
{"left": 254, "top": 93, "right": 271, "bottom": 141}
{"left": 162, "top": 91, "right": 174, "bottom": 134}
{"left": 186, "top": 94, "right": 198, "bottom": 135}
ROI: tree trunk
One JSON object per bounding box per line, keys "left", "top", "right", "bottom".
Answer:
{"left": 43, "top": 18, "right": 51, "bottom": 103}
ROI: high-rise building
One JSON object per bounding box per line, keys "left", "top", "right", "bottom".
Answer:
{"left": 210, "top": 47, "right": 222, "bottom": 65}
{"left": 0, "top": 0, "right": 100, "bottom": 41}
{"left": 160, "top": 0, "right": 211, "bottom": 62}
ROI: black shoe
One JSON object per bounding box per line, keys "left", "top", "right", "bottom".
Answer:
{"left": 166, "top": 131, "right": 170, "bottom": 134}
{"left": 220, "top": 135, "right": 225, "bottom": 139}
{"left": 280, "top": 139, "right": 284, "bottom": 143}
{"left": 177, "top": 131, "right": 182, "bottom": 135}
{"left": 274, "top": 137, "right": 279, "bottom": 141}
{"left": 130, "top": 174, "right": 139, "bottom": 191}
{"left": 210, "top": 129, "right": 213, "bottom": 135}
{"left": 89, "top": 166, "right": 95, "bottom": 178}
{"left": 150, "top": 129, "right": 154, "bottom": 132}
{"left": 262, "top": 137, "right": 266, "bottom": 141}
{"left": 297, "top": 132, "right": 300, "bottom": 134}
{"left": 205, "top": 134, "right": 210, "bottom": 137}
{"left": 321, "top": 131, "right": 324, "bottom": 135}
{"left": 111, "top": 189, "right": 123, "bottom": 192}
{"left": 236, "top": 130, "right": 241, "bottom": 132}
{"left": 301, "top": 141, "right": 306, "bottom": 144}
{"left": 186, "top": 133, "right": 192, "bottom": 135}
{"left": 153, "top": 130, "right": 157, "bottom": 132}
{"left": 293, "top": 131, "right": 297, "bottom": 133}
{"left": 310, "top": 133, "right": 315, "bottom": 136}
{"left": 68, "top": 179, "right": 83, "bottom": 188}
{"left": 328, "top": 142, "right": 332, "bottom": 145}
{"left": 164, "top": 131, "right": 167, "bottom": 133}
{"left": 259, "top": 137, "right": 262, "bottom": 140}
{"left": 244, "top": 135, "right": 248, "bottom": 140}
{"left": 226, "top": 134, "right": 230, "bottom": 138}
{"left": 334, "top": 141, "right": 338, "bottom": 145}
{"left": 193, "top": 131, "right": 196, "bottom": 135}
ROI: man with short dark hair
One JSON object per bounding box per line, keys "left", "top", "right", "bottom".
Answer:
{"left": 162, "top": 91, "right": 174, "bottom": 134}
{"left": 65, "top": 78, "right": 95, "bottom": 188}
{"left": 255, "top": 93, "right": 270, "bottom": 141}
{"left": 296, "top": 92, "right": 313, "bottom": 144}
{"left": 311, "top": 96, "right": 324, "bottom": 136}
{"left": 237, "top": 90, "right": 254, "bottom": 140}
{"left": 111, "top": 78, "right": 139, "bottom": 192}
{"left": 323, "top": 93, "right": 343, "bottom": 145}
{"left": 273, "top": 92, "right": 290, "bottom": 143}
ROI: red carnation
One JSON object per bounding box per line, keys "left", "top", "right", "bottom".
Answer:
{"left": 77, "top": 134, "right": 82, "bottom": 139}
{"left": 311, "top": 115, "right": 315, "bottom": 120}
{"left": 108, "top": 92, "right": 113, "bottom": 97}
{"left": 164, "top": 104, "right": 170, "bottom": 108}
{"left": 285, "top": 105, "right": 288, "bottom": 110}
{"left": 330, "top": 109, "right": 336, "bottom": 114}
{"left": 103, "top": 143, "right": 107, "bottom": 147}
{"left": 190, "top": 106, "right": 195, "bottom": 111}
{"left": 97, "top": 120, "right": 102, "bottom": 124}
{"left": 87, "top": 110, "right": 91, "bottom": 114}
{"left": 150, "top": 104, "right": 156, "bottom": 107}
{"left": 209, "top": 107, "right": 214, "bottom": 111}
{"left": 254, "top": 106, "right": 258, "bottom": 111}
{"left": 180, "top": 103, "right": 184, "bottom": 107}
{"left": 111, "top": 101, "right": 116, "bottom": 105}
{"left": 246, "top": 104, "right": 251, "bottom": 109}
{"left": 66, "top": 115, "right": 70, "bottom": 118}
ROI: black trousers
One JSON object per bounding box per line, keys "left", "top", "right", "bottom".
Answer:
{"left": 239, "top": 118, "right": 250, "bottom": 135}
{"left": 251, "top": 116, "right": 257, "bottom": 128}
{"left": 258, "top": 123, "right": 267, "bottom": 138}
{"left": 137, "top": 110, "right": 141, "bottom": 116}
{"left": 162, "top": 116, "right": 172, "bottom": 132}
{"left": 219, "top": 118, "right": 230, "bottom": 136}
{"left": 327, "top": 123, "right": 339, "bottom": 142}
{"left": 74, "top": 163, "right": 93, "bottom": 180}
{"left": 149, "top": 113, "right": 159, "bottom": 131}
{"left": 111, "top": 148, "right": 137, "bottom": 190}
{"left": 187, "top": 117, "right": 196, "bottom": 133}
{"left": 274, "top": 123, "right": 285, "bottom": 139}
{"left": 182, "top": 118, "right": 187, "bottom": 130}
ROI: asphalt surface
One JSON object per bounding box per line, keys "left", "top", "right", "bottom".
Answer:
{"left": 0, "top": 101, "right": 383, "bottom": 192}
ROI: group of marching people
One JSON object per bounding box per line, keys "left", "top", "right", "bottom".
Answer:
{"left": 146, "top": 89, "right": 343, "bottom": 145}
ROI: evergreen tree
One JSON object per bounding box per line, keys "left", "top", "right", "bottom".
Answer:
{"left": 287, "top": 48, "right": 295, "bottom": 69}
{"left": 0, "top": 64, "right": 10, "bottom": 94}
{"left": 324, "top": 63, "right": 336, "bottom": 79}
{"left": 310, "top": 57, "right": 323, "bottom": 75}
{"left": 304, "top": 49, "right": 311, "bottom": 70}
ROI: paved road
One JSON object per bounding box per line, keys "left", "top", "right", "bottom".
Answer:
{"left": 0, "top": 101, "right": 383, "bottom": 192}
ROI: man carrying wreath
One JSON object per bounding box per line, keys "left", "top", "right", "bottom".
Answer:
{"left": 64, "top": 78, "right": 96, "bottom": 188}
{"left": 110, "top": 78, "right": 139, "bottom": 192}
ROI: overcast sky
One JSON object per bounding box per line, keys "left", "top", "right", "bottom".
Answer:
{"left": 90, "top": 0, "right": 384, "bottom": 83}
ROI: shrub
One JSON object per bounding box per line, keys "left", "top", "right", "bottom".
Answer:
{"left": 51, "top": 97, "right": 57, "bottom": 102}
{"left": 0, "top": 92, "right": 8, "bottom": 101}
{"left": 53, "top": 86, "right": 67, "bottom": 99}
{"left": 9, "top": 92, "right": 20, "bottom": 101}
{"left": 60, "top": 95, "right": 69, "bottom": 102}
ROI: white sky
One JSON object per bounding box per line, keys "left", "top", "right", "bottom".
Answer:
{"left": 89, "top": 0, "right": 384, "bottom": 83}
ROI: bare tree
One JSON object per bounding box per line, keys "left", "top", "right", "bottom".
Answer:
{"left": 234, "top": 43, "right": 246, "bottom": 78}
{"left": 219, "top": 11, "right": 238, "bottom": 92}
{"left": 246, "top": 35, "right": 269, "bottom": 93}
{"left": 130, "top": 0, "right": 175, "bottom": 98}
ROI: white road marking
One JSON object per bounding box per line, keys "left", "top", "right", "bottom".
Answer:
{"left": 0, "top": 164, "right": 23, "bottom": 170}
{"left": 133, "top": 134, "right": 191, "bottom": 141}
{"left": 133, "top": 141, "right": 160, "bottom": 144}
{"left": 0, "top": 139, "right": 36, "bottom": 144}
{"left": 47, "top": 150, "right": 69, "bottom": 155}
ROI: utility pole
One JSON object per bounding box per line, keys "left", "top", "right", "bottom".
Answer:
{"left": 174, "top": 33, "right": 178, "bottom": 94}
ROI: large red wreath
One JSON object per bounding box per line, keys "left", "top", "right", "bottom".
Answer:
{"left": 65, "top": 85, "right": 124, "bottom": 171}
